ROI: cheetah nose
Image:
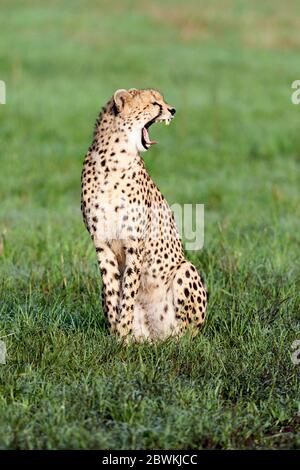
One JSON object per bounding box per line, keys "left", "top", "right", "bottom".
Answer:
{"left": 168, "top": 107, "right": 176, "bottom": 116}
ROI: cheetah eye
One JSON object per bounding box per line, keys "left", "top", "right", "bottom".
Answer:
{"left": 152, "top": 101, "right": 163, "bottom": 112}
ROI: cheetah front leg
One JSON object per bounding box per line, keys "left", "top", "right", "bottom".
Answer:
{"left": 95, "top": 242, "right": 121, "bottom": 333}
{"left": 116, "top": 242, "right": 143, "bottom": 339}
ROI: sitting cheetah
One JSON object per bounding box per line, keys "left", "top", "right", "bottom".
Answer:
{"left": 81, "top": 88, "right": 207, "bottom": 341}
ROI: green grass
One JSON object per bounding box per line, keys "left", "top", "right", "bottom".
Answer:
{"left": 0, "top": 0, "right": 300, "bottom": 449}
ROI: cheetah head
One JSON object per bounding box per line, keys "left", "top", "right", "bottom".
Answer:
{"left": 113, "top": 88, "right": 176, "bottom": 153}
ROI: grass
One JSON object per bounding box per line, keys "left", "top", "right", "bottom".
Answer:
{"left": 0, "top": 0, "right": 300, "bottom": 449}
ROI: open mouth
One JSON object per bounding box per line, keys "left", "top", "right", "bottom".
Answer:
{"left": 141, "top": 116, "right": 172, "bottom": 150}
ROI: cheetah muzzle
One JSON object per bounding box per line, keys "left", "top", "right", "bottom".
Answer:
{"left": 81, "top": 88, "right": 207, "bottom": 341}
{"left": 141, "top": 103, "right": 175, "bottom": 149}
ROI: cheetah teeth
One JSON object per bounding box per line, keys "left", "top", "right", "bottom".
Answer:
{"left": 157, "top": 118, "right": 171, "bottom": 125}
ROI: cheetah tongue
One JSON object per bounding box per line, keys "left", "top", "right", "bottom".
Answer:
{"left": 143, "top": 126, "right": 158, "bottom": 146}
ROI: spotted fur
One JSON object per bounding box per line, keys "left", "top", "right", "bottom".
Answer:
{"left": 81, "top": 88, "right": 207, "bottom": 341}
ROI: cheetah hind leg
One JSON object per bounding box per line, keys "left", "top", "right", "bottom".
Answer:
{"left": 171, "top": 261, "right": 207, "bottom": 338}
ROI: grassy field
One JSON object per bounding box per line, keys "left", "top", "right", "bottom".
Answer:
{"left": 0, "top": 0, "right": 300, "bottom": 449}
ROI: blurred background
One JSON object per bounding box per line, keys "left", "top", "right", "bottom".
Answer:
{"left": 0, "top": 0, "right": 300, "bottom": 450}
{"left": 1, "top": 0, "right": 300, "bottom": 260}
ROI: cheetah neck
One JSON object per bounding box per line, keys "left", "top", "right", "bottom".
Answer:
{"left": 91, "top": 102, "right": 142, "bottom": 168}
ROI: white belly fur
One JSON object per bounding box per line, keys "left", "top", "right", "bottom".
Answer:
{"left": 132, "top": 281, "right": 177, "bottom": 340}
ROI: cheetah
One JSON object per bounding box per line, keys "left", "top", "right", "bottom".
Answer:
{"left": 81, "top": 88, "right": 207, "bottom": 341}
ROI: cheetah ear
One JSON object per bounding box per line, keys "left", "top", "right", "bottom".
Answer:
{"left": 113, "top": 89, "right": 131, "bottom": 112}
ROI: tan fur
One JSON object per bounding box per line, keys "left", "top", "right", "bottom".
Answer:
{"left": 81, "top": 88, "right": 207, "bottom": 341}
